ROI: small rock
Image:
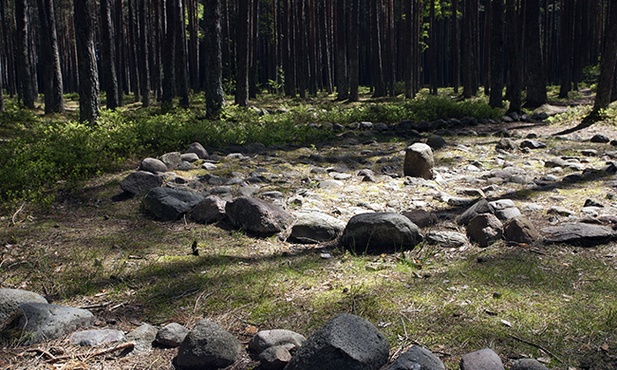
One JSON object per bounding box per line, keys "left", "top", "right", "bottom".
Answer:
{"left": 467, "top": 214, "right": 503, "bottom": 247}
{"left": 542, "top": 222, "right": 615, "bottom": 246}
{"left": 460, "top": 348, "right": 504, "bottom": 370}
{"left": 186, "top": 142, "right": 209, "bottom": 159}
{"left": 248, "top": 329, "right": 306, "bottom": 355}
{"left": 120, "top": 171, "right": 163, "bottom": 196}
{"left": 125, "top": 323, "right": 158, "bottom": 352}
{"left": 69, "top": 328, "right": 125, "bottom": 346}
{"left": 425, "top": 231, "right": 468, "bottom": 248}
{"left": 16, "top": 303, "right": 94, "bottom": 344}
{"left": 510, "top": 358, "right": 550, "bottom": 370}
{"left": 496, "top": 138, "right": 517, "bottom": 151}
{"left": 181, "top": 153, "right": 200, "bottom": 162}
{"left": 403, "top": 209, "right": 437, "bottom": 228}
{"left": 258, "top": 345, "right": 293, "bottom": 370}
{"left": 202, "top": 162, "right": 218, "bottom": 170}
{"left": 160, "top": 152, "right": 183, "bottom": 170}
{"left": 226, "top": 197, "right": 294, "bottom": 236}
{"left": 426, "top": 135, "right": 447, "bottom": 150}
{"left": 175, "top": 319, "right": 241, "bottom": 370}
{"left": 520, "top": 140, "right": 547, "bottom": 149}
{"left": 189, "top": 196, "right": 227, "bottom": 224}
{"left": 288, "top": 211, "right": 345, "bottom": 244}
{"left": 404, "top": 143, "right": 434, "bottom": 180}
{"left": 387, "top": 345, "right": 445, "bottom": 370}
{"left": 156, "top": 323, "right": 189, "bottom": 348}
{"left": 503, "top": 217, "right": 540, "bottom": 244}
{"left": 142, "top": 187, "right": 205, "bottom": 221}
{"left": 590, "top": 134, "right": 610, "bottom": 143}
{"left": 547, "top": 206, "right": 575, "bottom": 217}
{"left": 340, "top": 212, "right": 422, "bottom": 254}
{"left": 140, "top": 157, "right": 168, "bottom": 173}
{"left": 0, "top": 289, "right": 47, "bottom": 332}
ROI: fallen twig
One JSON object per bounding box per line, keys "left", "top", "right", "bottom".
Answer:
{"left": 19, "top": 347, "right": 57, "bottom": 361}
{"left": 79, "top": 301, "right": 112, "bottom": 310}
{"left": 509, "top": 334, "right": 564, "bottom": 364}
{"left": 47, "top": 341, "right": 135, "bottom": 364}
{"left": 11, "top": 203, "right": 26, "bottom": 226}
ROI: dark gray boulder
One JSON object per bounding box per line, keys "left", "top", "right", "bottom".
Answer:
{"left": 456, "top": 199, "right": 493, "bottom": 225}
{"left": 404, "top": 143, "right": 434, "bottom": 179}
{"left": 387, "top": 345, "right": 445, "bottom": 370}
{"left": 590, "top": 134, "right": 610, "bottom": 143}
{"left": 69, "top": 328, "right": 125, "bottom": 346}
{"left": 0, "top": 289, "right": 47, "bottom": 331}
{"left": 288, "top": 211, "right": 345, "bottom": 244}
{"left": 541, "top": 223, "right": 615, "bottom": 247}
{"left": 467, "top": 214, "right": 503, "bottom": 247}
{"left": 189, "top": 195, "right": 227, "bottom": 224}
{"left": 426, "top": 135, "right": 447, "bottom": 150}
{"left": 284, "top": 314, "right": 389, "bottom": 370}
{"left": 503, "top": 217, "right": 540, "bottom": 244}
{"left": 142, "top": 187, "right": 205, "bottom": 221}
{"left": 403, "top": 209, "right": 437, "bottom": 228}
{"left": 16, "top": 303, "right": 94, "bottom": 344}
{"left": 120, "top": 171, "right": 163, "bottom": 196}
{"left": 510, "top": 359, "right": 549, "bottom": 370}
{"left": 225, "top": 197, "right": 294, "bottom": 236}
{"left": 175, "top": 319, "right": 241, "bottom": 370}
{"left": 460, "top": 348, "right": 504, "bottom": 370}
{"left": 340, "top": 212, "right": 422, "bottom": 254}
{"left": 156, "top": 323, "right": 189, "bottom": 348}
{"left": 160, "top": 152, "right": 183, "bottom": 170}
{"left": 140, "top": 157, "right": 168, "bottom": 173}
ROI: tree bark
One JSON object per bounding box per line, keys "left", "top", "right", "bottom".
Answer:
{"left": 558, "top": 0, "right": 574, "bottom": 98}
{"left": 348, "top": 0, "right": 359, "bottom": 101}
{"left": 452, "top": 0, "right": 460, "bottom": 94}
{"left": 100, "top": 0, "right": 119, "bottom": 110}
{"left": 524, "top": 0, "right": 547, "bottom": 108}
{"left": 235, "top": 0, "right": 251, "bottom": 106}
{"left": 138, "top": 0, "right": 151, "bottom": 107}
{"left": 589, "top": 1, "right": 617, "bottom": 118}
{"left": 15, "top": 0, "right": 36, "bottom": 108}
{"left": 335, "top": 0, "right": 348, "bottom": 100}
{"left": 74, "top": 0, "right": 100, "bottom": 123}
{"left": 506, "top": 0, "right": 522, "bottom": 113}
{"left": 175, "top": 0, "right": 189, "bottom": 107}
{"left": 489, "top": 0, "right": 504, "bottom": 108}
{"left": 162, "top": 0, "right": 176, "bottom": 110}
{"left": 204, "top": 0, "right": 224, "bottom": 118}
{"left": 115, "top": 0, "right": 125, "bottom": 105}
{"left": 372, "top": 0, "right": 385, "bottom": 98}
{"left": 37, "top": 0, "right": 64, "bottom": 113}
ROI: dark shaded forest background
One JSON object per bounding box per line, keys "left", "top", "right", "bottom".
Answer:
{"left": 1, "top": 0, "right": 617, "bottom": 122}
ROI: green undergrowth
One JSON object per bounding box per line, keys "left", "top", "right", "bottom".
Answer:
{"left": 0, "top": 91, "right": 502, "bottom": 207}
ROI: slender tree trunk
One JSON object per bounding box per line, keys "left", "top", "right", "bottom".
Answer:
{"left": 162, "top": 0, "right": 176, "bottom": 110}
{"left": 558, "top": 0, "right": 574, "bottom": 98}
{"left": 115, "top": 0, "right": 125, "bottom": 105}
{"left": 462, "top": 0, "right": 475, "bottom": 98}
{"left": 37, "top": 0, "right": 64, "bottom": 113}
{"left": 524, "top": 0, "right": 547, "bottom": 108}
{"left": 175, "top": 0, "right": 189, "bottom": 107}
{"left": 100, "top": 0, "right": 119, "bottom": 110}
{"left": 589, "top": 1, "right": 617, "bottom": 118}
{"left": 187, "top": 0, "right": 199, "bottom": 91}
{"left": 452, "top": 0, "right": 460, "bottom": 94}
{"left": 0, "top": 56, "right": 4, "bottom": 112}
{"left": 204, "top": 0, "right": 224, "bottom": 118}
{"left": 429, "top": 0, "right": 438, "bottom": 95}
{"left": 335, "top": 0, "right": 348, "bottom": 100}
{"left": 74, "top": 0, "right": 100, "bottom": 123}
{"left": 489, "top": 0, "right": 504, "bottom": 108}
{"left": 138, "top": 0, "right": 151, "bottom": 106}
{"left": 506, "top": 0, "right": 522, "bottom": 113}
{"left": 235, "top": 0, "right": 251, "bottom": 106}
{"left": 15, "top": 0, "right": 35, "bottom": 108}
{"left": 372, "top": 0, "right": 385, "bottom": 97}
{"left": 402, "top": 0, "right": 412, "bottom": 98}
{"left": 348, "top": 0, "right": 359, "bottom": 101}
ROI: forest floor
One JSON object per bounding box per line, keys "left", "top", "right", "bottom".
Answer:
{"left": 1, "top": 97, "right": 617, "bottom": 370}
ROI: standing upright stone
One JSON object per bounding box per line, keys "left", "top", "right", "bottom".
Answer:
{"left": 404, "top": 143, "right": 434, "bottom": 179}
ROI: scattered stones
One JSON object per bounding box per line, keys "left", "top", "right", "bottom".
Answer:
{"left": 16, "top": 303, "right": 94, "bottom": 344}
{"left": 120, "top": 171, "right": 163, "bottom": 196}
{"left": 542, "top": 223, "right": 615, "bottom": 246}
{"left": 225, "top": 196, "right": 294, "bottom": 236}
{"left": 340, "top": 212, "right": 422, "bottom": 253}
{"left": 460, "top": 348, "right": 504, "bottom": 370}
{"left": 404, "top": 143, "right": 434, "bottom": 179}
{"left": 387, "top": 345, "right": 445, "bottom": 370}
{"left": 175, "top": 319, "right": 241, "bottom": 370}
{"left": 69, "top": 328, "right": 125, "bottom": 346}
{"left": 288, "top": 211, "right": 345, "bottom": 244}
{"left": 284, "top": 314, "right": 389, "bottom": 370}
{"left": 142, "top": 187, "right": 205, "bottom": 221}
{"left": 156, "top": 323, "right": 189, "bottom": 348}
{"left": 467, "top": 214, "right": 503, "bottom": 247}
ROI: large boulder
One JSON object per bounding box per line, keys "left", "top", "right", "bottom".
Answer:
{"left": 0, "top": 289, "right": 47, "bottom": 331}
{"left": 460, "top": 348, "right": 504, "bottom": 370}
{"left": 541, "top": 223, "right": 615, "bottom": 247}
{"left": 225, "top": 197, "right": 294, "bottom": 236}
{"left": 387, "top": 345, "right": 445, "bottom": 370}
{"left": 189, "top": 195, "right": 227, "bottom": 224}
{"left": 139, "top": 157, "right": 168, "bottom": 173}
{"left": 288, "top": 211, "right": 346, "bottom": 244}
{"left": 175, "top": 319, "right": 241, "bottom": 370}
{"left": 120, "top": 171, "right": 163, "bottom": 196}
{"left": 404, "top": 143, "right": 434, "bottom": 179}
{"left": 284, "top": 314, "right": 389, "bottom": 370}
{"left": 142, "top": 187, "right": 204, "bottom": 221}
{"left": 467, "top": 214, "right": 503, "bottom": 247}
{"left": 340, "top": 212, "right": 422, "bottom": 254}
{"left": 16, "top": 303, "right": 94, "bottom": 344}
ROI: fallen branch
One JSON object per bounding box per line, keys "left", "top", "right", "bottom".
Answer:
{"left": 19, "top": 348, "right": 57, "bottom": 361}
{"left": 11, "top": 203, "right": 26, "bottom": 226}
{"left": 508, "top": 334, "right": 564, "bottom": 364}
{"left": 47, "top": 341, "right": 135, "bottom": 364}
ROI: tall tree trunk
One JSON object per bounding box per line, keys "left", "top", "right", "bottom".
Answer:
{"left": 204, "top": 0, "right": 224, "bottom": 118}
{"left": 235, "top": 0, "right": 251, "bottom": 106}
{"left": 0, "top": 0, "right": 16, "bottom": 97}
{"left": 37, "top": 0, "right": 64, "bottom": 113}
{"left": 115, "top": 0, "right": 125, "bottom": 105}
{"left": 0, "top": 56, "right": 4, "bottom": 112}
{"left": 402, "top": 0, "right": 412, "bottom": 98}
{"left": 429, "top": 0, "right": 438, "bottom": 95}
{"left": 348, "top": 0, "right": 359, "bottom": 101}
{"left": 187, "top": 0, "right": 199, "bottom": 91}
{"left": 335, "top": 0, "right": 348, "bottom": 100}
{"left": 128, "top": 0, "right": 141, "bottom": 101}
{"left": 249, "top": 0, "right": 259, "bottom": 98}
{"left": 506, "top": 0, "right": 522, "bottom": 113}
{"left": 15, "top": 0, "right": 35, "bottom": 108}
{"left": 489, "top": 0, "right": 504, "bottom": 108}
{"left": 452, "top": 0, "right": 460, "bottom": 94}
{"left": 100, "top": 0, "right": 119, "bottom": 110}
{"left": 372, "top": 0, "right": 385, "bottom": 98}
{"left": 74, "top": 0, "right": 100, "bottom": 123}
{"left": 138, "top": 0, "right": 151, "bottom": 106}
{"left": 162, "top": 0, "right": 176, "bottom": 110}
{"left": 588, "top": 1, "right": 617, "bottom": 119}
{"left": 175, "top": 0, "right": 189, "bottom": 107}
{"left": 462, "top": 0, "right": 475, "bottom": 98}
{"left": 558, "top": 0, "right": 574, "bottom": 98}
{"left": 524, "top": 0, "right": 547, "bottom": 108}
